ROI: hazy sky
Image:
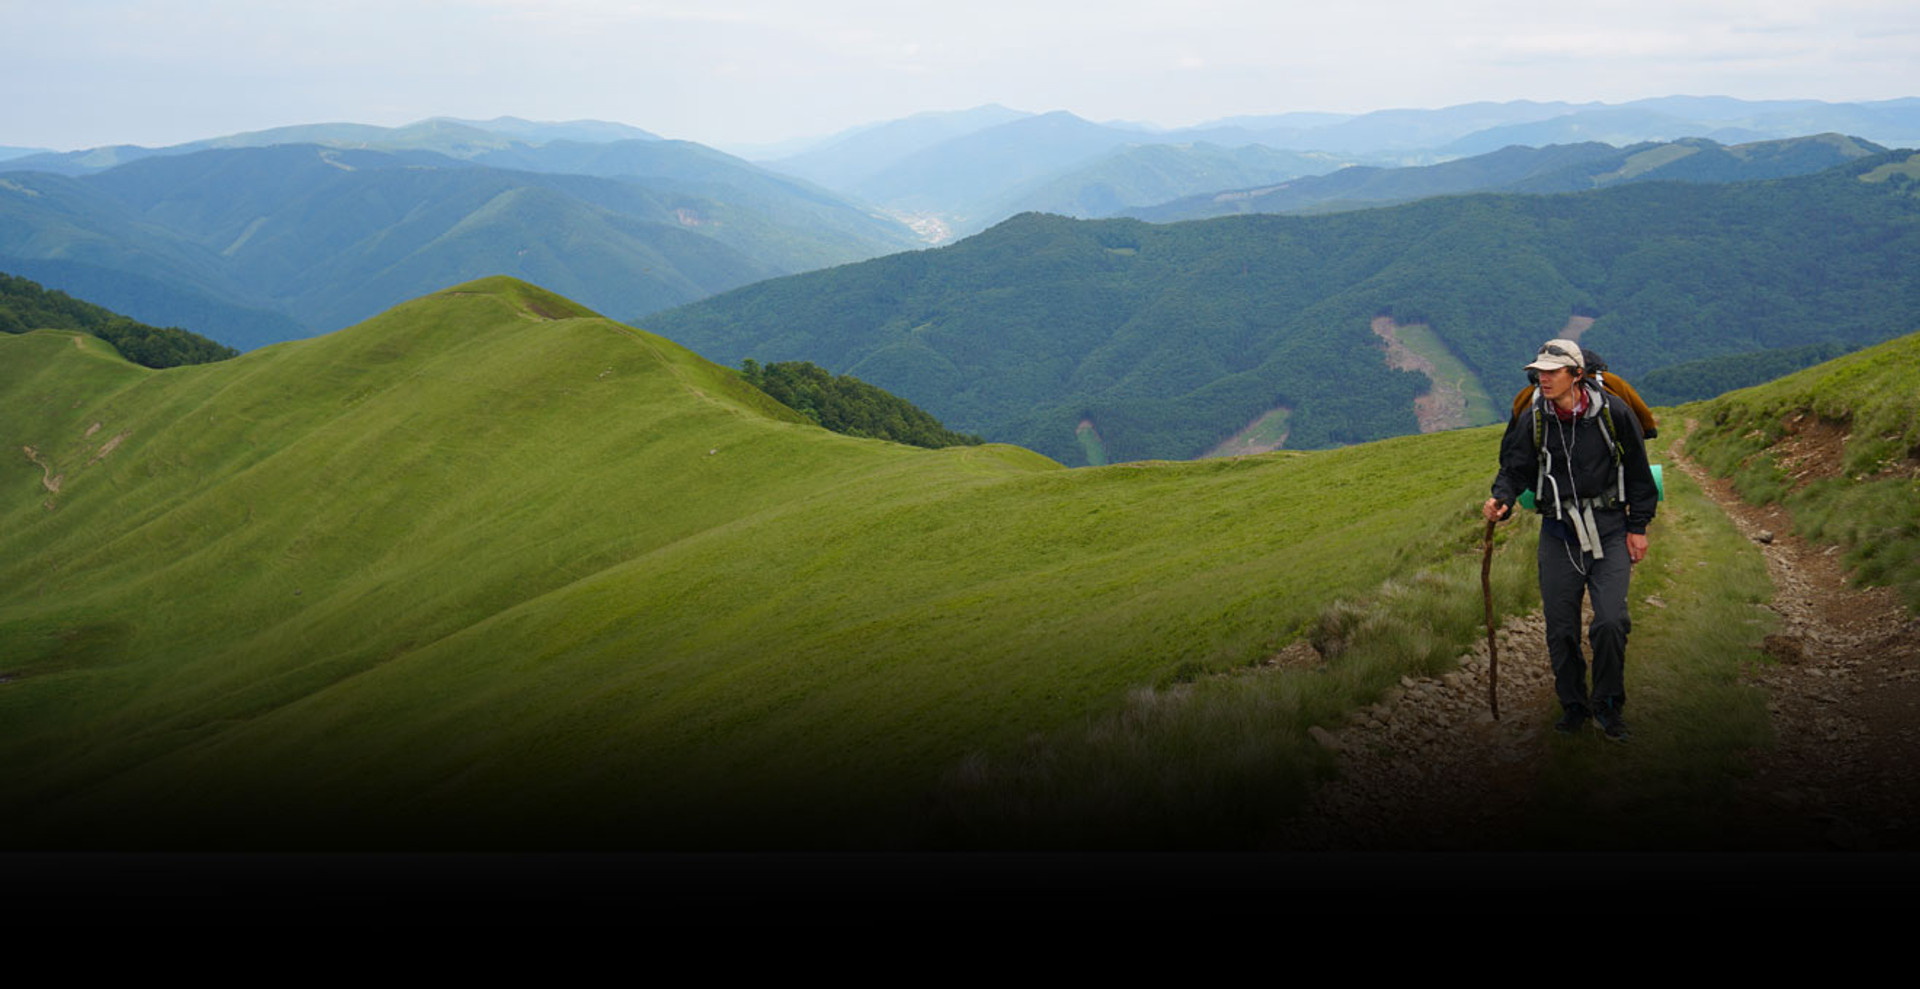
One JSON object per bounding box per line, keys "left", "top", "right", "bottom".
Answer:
{"left": 8, "top": 0, "right": 1919, "bottom": 152}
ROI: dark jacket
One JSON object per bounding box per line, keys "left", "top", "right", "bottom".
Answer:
{"left": 1490, "top": 382, "right": 1658, "bottom": 534}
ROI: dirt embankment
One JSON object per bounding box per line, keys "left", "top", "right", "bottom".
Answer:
{"left": 21, "top": 424, "right": 131, "bottom": 508}
{"left": 23, "top": 445, "right": 61, "bottom": 494}
{"left": 1272, "top": 609, "right": 1558, "bottom": 850}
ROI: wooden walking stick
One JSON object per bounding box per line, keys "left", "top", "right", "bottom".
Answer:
{"left": 1481, "top": 518, "right": 1500, "bottom": 721}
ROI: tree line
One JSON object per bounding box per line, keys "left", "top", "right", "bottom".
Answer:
{"left": 1, "top": 272, "right": 237, "bottom": 368}
{"left": 739, "top": 359, "right": 983, "bottom": 449}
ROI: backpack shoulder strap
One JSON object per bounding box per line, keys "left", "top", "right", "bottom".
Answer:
{"left": 1591, "top": 386, "right": 1627, "bottom": 503}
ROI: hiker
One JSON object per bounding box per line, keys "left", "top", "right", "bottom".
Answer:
{"left": 1482, "top": 339, "right": 1659, "bottom": 740}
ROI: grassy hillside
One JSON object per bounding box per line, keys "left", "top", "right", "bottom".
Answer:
{"left": 648, "top": 152, "right": 1920, "bottom": 466}
{"left": 1686, "top": 329, "right": 1920, "bottom": 610}
{"left": 0, "top": 277, "right": 1523, "bottom": 849}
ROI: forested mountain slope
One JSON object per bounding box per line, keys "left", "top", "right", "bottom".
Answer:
{"left": 0, "top": 272, "right": 235, "bottom": 367}
{"left": 1, "top": 143, "right": 912, "bottom": 347}
{"left": 648, "top": 151, "right": 1920, "bottom": 465}
{"left": 1126, "top": 134, "right": 1886, "bottom": 222}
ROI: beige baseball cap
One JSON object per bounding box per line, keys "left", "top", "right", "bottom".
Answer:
{"left": 1524, "top": 339, "right": 1585, "bottom": 372}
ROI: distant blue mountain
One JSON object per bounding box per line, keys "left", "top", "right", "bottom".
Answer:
{"left": 763, "top": 104, "right": 1032, "bottom": 190}
{"left": 1125, "top": 134, "right": 1886, "bottom": 222}
{"left": 2, "top": 143, "right": 914, "bottom": 347}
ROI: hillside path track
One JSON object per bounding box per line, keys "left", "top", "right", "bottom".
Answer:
{"left": 1669, "top": 425, "right": 1920, "bottom": 849}
{"left": 1275, "top": 422, "right": 1920, "bottom": 850}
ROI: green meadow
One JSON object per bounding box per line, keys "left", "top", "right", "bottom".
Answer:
{"left": 1, "top": 277, "right": 1518, "bottom": 848}
{"left": 6, "top": 276, "right": 1910, "bottom": 850}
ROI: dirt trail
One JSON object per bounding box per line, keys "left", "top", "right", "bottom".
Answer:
{"left": 1277, "top": 423, "right": 1920, "bottom": 850}
{"left": 1669, "top": 427, "right": 1920, "bottom": 849}
{"left": 1272, "top": 611, "right": 1559, "bottom": 850}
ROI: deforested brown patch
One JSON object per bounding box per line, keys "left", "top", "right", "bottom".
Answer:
{"left": 90, "top": 431, "right": 129, "bottom": 465}
{"left": 1559, "top": 315, "right": 1596, "bottom": 341}
{"left": 1203, "top": 405, "right": 1291, "bottom": 458}
{"left": 1371, "top": 316, "right": 1468, "bottom": 433}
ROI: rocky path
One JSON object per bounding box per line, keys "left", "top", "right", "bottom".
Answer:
{"left": 1276, "top": 426, "right": 1920, "bottom": 851}
{"left": 1671, "top": 437, "right": 1920, "bottom": 850}
{"left": 1272, "top": 611, "right": 1557, "bottom": 849}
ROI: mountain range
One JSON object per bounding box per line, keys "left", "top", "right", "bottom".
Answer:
{"left": 1126, "top": 133, "right": 1886, "bottom": 222}
{"left": 646, "top": 150, "right": 1920, "bottom": 466}
{"left": 757, "top": 97, "right": 1920, "bottom": 236}
{"left": 8, "top": 98, "right": 1917, "bottom": 352}
{"left": 6, "top": 95, "right": 1920, "bottom": 852}
{"left": 2, "top": 121, "right": 916, "bottom": 347}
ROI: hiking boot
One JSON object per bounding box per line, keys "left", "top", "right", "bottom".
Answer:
{"left": 1593, "top": 700, "right": 1630, "bottom": 742}
{"left": 1555, "top": 704, "right": 1590, "bottom": 734}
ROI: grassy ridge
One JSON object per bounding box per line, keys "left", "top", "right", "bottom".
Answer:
{"left": 1685, "top": 329, "right": 1920, "bottom": 610}
{"left": 1, "top": 277, "right": 1515, "bottom": 848}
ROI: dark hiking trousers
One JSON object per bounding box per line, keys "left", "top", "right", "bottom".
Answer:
{"left": 1538, "top": 507, "right": 1632, "bottom": 712}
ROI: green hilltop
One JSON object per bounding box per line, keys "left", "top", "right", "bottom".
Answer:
{"left": 2, "top": 276, "right": 1523, "bottom": 848}
{"left": 5, "top": 275, "right": 1917, "bottom": 849}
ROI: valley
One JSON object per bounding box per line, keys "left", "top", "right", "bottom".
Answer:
{"left": 4, "top": 97, "right": 1919, "bottom": 856}
{"left": 3, "top": 276, "right": 1913, "bottom": 851}
{"left": 649, "top": 150, "right": 1920, "bottom": 465}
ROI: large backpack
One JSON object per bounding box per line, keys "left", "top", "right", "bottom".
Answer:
{"left": 1513, "top": 348, "right": 1664, "bottom": 516}
{"left": 1509, "top": 348, "right": 1658, "bottom": 439}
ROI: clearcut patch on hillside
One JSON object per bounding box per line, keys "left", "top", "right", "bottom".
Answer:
{"left": 1202, "top": 405, "right": 1291, "bottom": 458}
{"left": 1859, "top": 152, "right": 1920, "bottom": 185}
{"left": 1370, "top": 316, "right": 1496, "bottom": 432}
{"left": 1558, "top": 315, "right": 1595, "bottom": 341}
{"left": 1075, "top": 417, "right": 1107, "bottom": 466}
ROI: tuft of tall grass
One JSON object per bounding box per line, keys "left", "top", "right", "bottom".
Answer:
{"left": 921, "top": 515, "right": 1540, "bottom": 848}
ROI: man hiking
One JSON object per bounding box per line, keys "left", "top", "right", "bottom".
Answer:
{"left": 1482, "top": 339, "right": 1659, "bottom": 740}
